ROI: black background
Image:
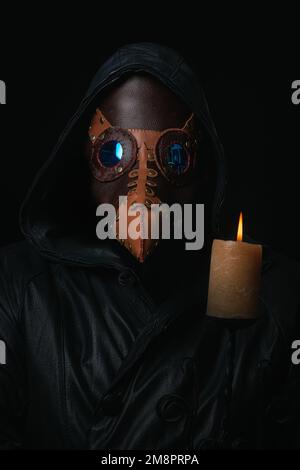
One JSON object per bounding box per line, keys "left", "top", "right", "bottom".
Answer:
{"left": 0, "top": 14, "right": 299, "bottom": 260}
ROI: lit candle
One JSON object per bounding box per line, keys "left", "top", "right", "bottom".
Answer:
{"left": 206, "top": 213, "right": 262, "bottom": 320}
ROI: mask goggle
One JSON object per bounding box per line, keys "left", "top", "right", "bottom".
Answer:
{"left": 88, "top": 108, "right": 200, "bottom": 186}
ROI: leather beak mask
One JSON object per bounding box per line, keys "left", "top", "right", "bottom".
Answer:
{"left": 88, "top": 108, "right": 200, "bottom": 262}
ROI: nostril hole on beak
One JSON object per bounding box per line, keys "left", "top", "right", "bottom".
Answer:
{"left": 147, "top": 169, "right": 158, "bottom": 178}
{"left": 146, "top": 180, "right": 157, "bottom": 187}
{"left": 127, "top": 188, "right": 137, "bottom": 195}
{"left": 145, "top": 187, "right": 154, "bottom": 196}
{"left": 127, "top": 180, "right": 138, "bottom": 188}
{"left": 129, "top": 170, "right": 139, "bottom": 178}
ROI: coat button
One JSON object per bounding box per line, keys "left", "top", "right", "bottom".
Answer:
{"left": 100, "top": 392, "right": 123, "bottom": 417}
{"left": 265, "top": 398, "right": 289, "bottom": 424}
{"left": 198, "top": 438, "right": 221, "bottom": 449}
{"left": 118, "top": 269, "right": 136, "bottom": 286}
{"left": 156, "top": 394, "right": 189, "bottom": 423}
{"left": 231, "top": 438, "right": 249, "bottom": 449}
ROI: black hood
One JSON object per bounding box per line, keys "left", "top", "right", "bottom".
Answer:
{"left": 20, "top": 43, "right": 227, "bottom": 268}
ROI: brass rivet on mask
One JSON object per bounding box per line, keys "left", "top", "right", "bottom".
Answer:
{"left": 116, "top": 167, "right": 123, "bottom": 173}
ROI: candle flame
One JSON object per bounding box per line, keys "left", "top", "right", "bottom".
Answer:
{"left": 237, "top": 212, "right": 243, "bottom": 241}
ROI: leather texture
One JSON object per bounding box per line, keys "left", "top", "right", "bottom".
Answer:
{"left": 0, "top": 241, "right": 300, "bottom": 449}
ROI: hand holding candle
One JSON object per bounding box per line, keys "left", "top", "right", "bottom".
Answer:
{"left": 206, "top": 213, "right": 262, "bottom": 320}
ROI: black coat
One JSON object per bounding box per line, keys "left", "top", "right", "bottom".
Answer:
{"left": 0, "top": 43, "right": 300, "bottom": 450}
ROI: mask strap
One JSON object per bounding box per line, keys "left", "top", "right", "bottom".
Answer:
{"left": 88, "top": 108, "right": 113, "bottom": 143}
{"left": 181, "top": 113, "right": 195, "bottom": 132}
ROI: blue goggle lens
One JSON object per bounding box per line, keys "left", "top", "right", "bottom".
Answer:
{"left": 99, "top": 140, "right": 123, "bottom": 167}
{"left": 166, "top": 143, "right": 187, "bottom": 175}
